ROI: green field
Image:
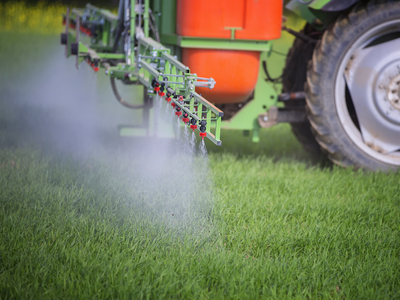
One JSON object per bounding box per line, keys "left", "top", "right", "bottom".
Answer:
{"left": 1, "top": 29, "right": 400, "bottom": 300}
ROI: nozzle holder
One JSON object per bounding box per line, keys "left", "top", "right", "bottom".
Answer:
{"left": 199, "top": 132, "right": 207, "bottom": 139}
{"left": 70, "top": 42, "right": 78, "bottom": 55}
{"left": 175, "top": 111, "right": 182, "bottom": 117}
{"left": 60, "top": 33, "right": 67, "bottom": 45}
{"left": 190, "top": 125, "right": 197, "bottom": 131}
{"left": 182, "top": 118, "right": 189, "bottom": 123}
{"left": 166, "top": 97, "right": 171, "bottom": 102}
{"left": 171, "top": 102, "right": 176, "bottom": 108}
{"left": 159, "top": 92, "right": 165, "bottom": 96}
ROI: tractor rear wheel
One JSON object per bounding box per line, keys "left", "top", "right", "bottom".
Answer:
{"left": 281, "top": 25, "right": 321, "bottom": 154}
{"left": 306, "top": 0, "right": 400, "bottom": 171}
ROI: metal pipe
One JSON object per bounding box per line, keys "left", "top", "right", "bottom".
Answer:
{"left": 117, "top": 0, "right": 124, "bottom": 23}
{"left": 124, "top": 0, "right": 130, "bottom": 64}
{"left": 144, "top": 0, "right": 149, "bottom": 37}
{"left": 138, "top": 0, "right": 142, "bottom": 34}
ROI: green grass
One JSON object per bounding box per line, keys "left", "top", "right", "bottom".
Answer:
{"left": 1, "top": 134, "right": 399, "bottom": 299}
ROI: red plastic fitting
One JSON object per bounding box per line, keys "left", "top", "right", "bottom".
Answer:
{"left": 178, "top": 95, "right": 184, "bottom": 101}
{"left": 171, "top": 102, "right": 176, "bottom": 108}
{"left": 182, "top": 118, "right": 189, "bottom": 123}
{"left": 190, "top": 125, "right": 197, "bottom": 131}
{"left": 159, "top": 92, "right": 165, "bottom": 97}
{"left": 154, "top": 87, "right": 160, "bottom": 92}
{"left": 93, "top": 67, "right": 99, "bottom": 72}
{"left": 166, "top": 97, "right": 171, "bottom": 102}
{"left": 175, "top": 111, "right": 182, "bottom": 117}
{"left": 199, "top": 132, "right": 207, "bottom": 139}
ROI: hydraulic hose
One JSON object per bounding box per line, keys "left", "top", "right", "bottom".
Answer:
{"left": 110, "top": 76, "right": 147, "bottom": 109}
{"left": 282, "top": 26, "right": 317, "bottom": 44}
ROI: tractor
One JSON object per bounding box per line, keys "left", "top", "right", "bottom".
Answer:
{"left": 61, "top": 0, "right": 400, "bottom": 171}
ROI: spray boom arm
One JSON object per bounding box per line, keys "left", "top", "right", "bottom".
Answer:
{"left": 61, "top": 0, "right": 223, "bottom": 145}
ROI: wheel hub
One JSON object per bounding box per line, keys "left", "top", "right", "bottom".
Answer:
{"left": 386, "top": 73, "right": 400, "bottom": 111}
{"left": 375, "top": 63, "right": 400, "bottom": 125}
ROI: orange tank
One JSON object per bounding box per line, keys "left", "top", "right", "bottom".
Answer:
{"left": 182, "top": 49, "right": 261, "bottom": 104}
{"left": 176, "top": 0, "right": 282, "bottom": 104}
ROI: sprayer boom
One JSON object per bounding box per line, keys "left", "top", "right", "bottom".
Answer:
{"left": 60, "top": 1, "right": 223, "bottom": 145}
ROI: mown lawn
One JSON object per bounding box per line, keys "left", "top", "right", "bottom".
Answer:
{"left": 1, "top": 30, "right": 400, "bottom": 299}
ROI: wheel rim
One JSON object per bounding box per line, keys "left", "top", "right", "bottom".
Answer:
{"left": 335, "top": 19, "right": 400, "bottom": 166}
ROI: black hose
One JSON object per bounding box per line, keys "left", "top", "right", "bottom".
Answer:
{"left": 112, "top": 21, "right": 125, "bottom": 54}
{"left": 282, "top": 26, "right": 317, "bottom": 44}
{"left": 148, "top": 8, "right": 160, "bottom": 42}
{"left": 262, "top": 60, "right": 282, "bottom": 83}
{"left": 110, "top": 77, "right": 147, "bottom": 109}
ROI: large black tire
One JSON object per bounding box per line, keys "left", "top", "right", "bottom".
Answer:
{"left": 281, "top": 25, "right": 321, "bottom": 154}
{"left": 306, "top": 0, "right": 400, "bottom": 171}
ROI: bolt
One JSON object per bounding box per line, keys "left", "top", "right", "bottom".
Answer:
{"left": 263, "top": 116, "right": 269, "bottom": 122}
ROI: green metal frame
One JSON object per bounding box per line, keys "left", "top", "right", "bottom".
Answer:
{"left": 63, "top": 0, "right": 223, "bottom": 145}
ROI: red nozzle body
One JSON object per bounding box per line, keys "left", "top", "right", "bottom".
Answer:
{"left": 199, "top": 132, "right": 207, "bottom": 139}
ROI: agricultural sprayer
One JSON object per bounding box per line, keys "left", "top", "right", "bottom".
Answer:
{"left": 61, "top": 0, "right": 400, "bottom": 171}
